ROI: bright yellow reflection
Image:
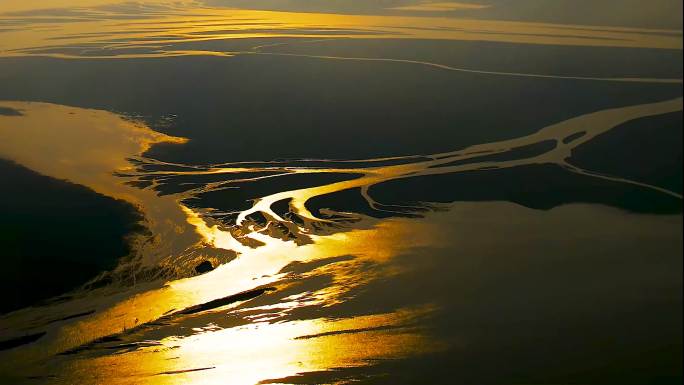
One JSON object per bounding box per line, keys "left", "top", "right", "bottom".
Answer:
{"left": 0, "top": 101, "right": 202, "bottom": 275}
{"left": 1, "top": 94, "right": 682, "bottom": 384}
{"left": 0, "top": 1, "right": 681, "bottom": 58}
{"left": 60, "top": 307, "right": 440, "bottom": 385}
{"left": 0, "top": 99, "right": 447, "bottom": 382}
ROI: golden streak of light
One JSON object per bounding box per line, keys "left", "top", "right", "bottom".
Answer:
{"left": 1, "top": 91, "right": 682, "bottom": 384}
{"left": 0, "top": 2, "right": 681, "bottom": 57}
{"left": 61, "top": 306, "right": 442, "bottom": 385}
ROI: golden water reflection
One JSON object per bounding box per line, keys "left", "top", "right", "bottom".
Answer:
{"left": 0, "top": 101, "right": 201, "bottom": 276}
{"left": 1, "top": 96, "right": 682, "bottom": 383}
{"left": 0, "top": 98, "right": 448, "bottom": 380}
{"left": 0, "top": 1, "right": 681, "bottom": 59}
{"left": 1, "top": 200, "right": 447, "bottom": 384}
{"left": 68, "top": 307, "right": 439, "bottom": 385}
